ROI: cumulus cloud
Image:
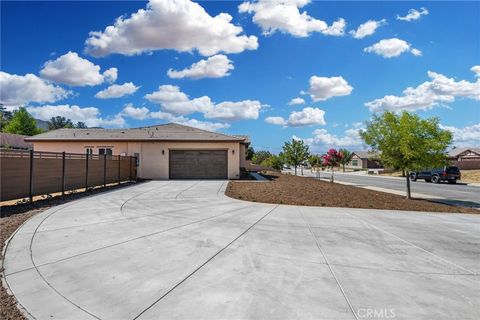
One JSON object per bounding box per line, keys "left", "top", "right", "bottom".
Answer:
{"left": 349, "top": 19, "right": 386, "bottom": 39}
{"left": 288, "top": 97, "right": 305, "bottom": 105}
{"left": 308, "top": 75, "right": 353, "bottom": 101}
{"left": 167, "top": 54, "right": 234, "bottom": 79}
{"left": 471, "top": 65, "right": 480, "bottom": 77}
{"left": 238, "top": 0, "right": 345, "bottom": 37}
{"left": 441, "top": 123, "right": 480, "bottom": 147}
{"left": 95, "top": 82, "right": 140, "bottom": 99}
{"left": 397, "top": 7, "right": 429, "bottom": 22}
{"left": 144, "top": 85, "right": 263, "bottom": 121}
{"left": 0, "top": 71, "right": 70, "bottom": 106}
{"left": 120, "top": 104, "right": 150, "bottom": 120}
{"left": 265, "top": 107, "right": 326, "bottom": 127}
{"left": 85, "top": 0, "right": 258, "bottom": 57}
{"left": 296, "top": 127, "right": 364, "bottom": 150}
{"left": 40, "top": 51, "right": 117, "bottom": 86}
{"left": 27, "top": 104, "right": 125, "bottom": 127}
{"left": 364, "top": 38, "right": 421, "bottom": 58}
{"left": 365, "top": 68, "right": 480, "bottom": 112}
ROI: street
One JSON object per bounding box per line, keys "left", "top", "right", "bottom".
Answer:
{"left": 287, "top": 169, "right": 480, "bottom": 207}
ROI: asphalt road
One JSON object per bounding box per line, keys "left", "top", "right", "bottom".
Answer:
{"left": 292, "top": 170, "right": 480, "bottom": 207}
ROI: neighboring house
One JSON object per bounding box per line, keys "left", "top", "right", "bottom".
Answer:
{"left": 346, "top": 151, "right": 383, "bottom": 170}
{"left": 0, "top": 133, "right": 33, "bottom": 150}
{"left": 25, "top": 123, "right": 250, "bottom": 180}
{"left": 448, "top": 147, "right": 480, "bottom": 162}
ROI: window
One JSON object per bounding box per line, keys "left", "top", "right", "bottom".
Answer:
{"left": 351, "top": 160, "right": 358, "bottom": 166}
{"left": 98, "top": 148, "right": 113, "bottom": 156}
{"left": 85, "top": 147, "right": 93, "bottom": 155}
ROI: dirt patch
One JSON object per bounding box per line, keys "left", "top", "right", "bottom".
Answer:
{"left": 225, "top": 172, "right": 478, "bottom": 214}
{"left": 461, "top": 169, "right": 480, "bottom": 184}
{"left": 0, "top": 181, "right": 140, "bottom": 320}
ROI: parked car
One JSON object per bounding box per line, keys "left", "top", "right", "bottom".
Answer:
{"left": 283, "top": 164, "right": 291, "bottom": 170}
{"left": 410, "top": 166, "right": 461, "bottom": 184}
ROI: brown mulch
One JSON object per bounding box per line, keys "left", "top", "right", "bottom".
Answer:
{"left": 225, "top": 172, "right": 478, "bottom": 214}
{"left": 0, "top": 182, "right": 139, "bottom": 320}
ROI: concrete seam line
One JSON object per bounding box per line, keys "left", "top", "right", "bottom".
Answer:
{"left": 132, "top": 204, "right": 280, "bottom": 320}
{"left": 342, "top": 212, "right": 477, "bottom": 276}
{"left": 174, "top": 181, "right": 202, "bottom": 199}
{"left": 299, "top": 208, "right": 359, "bottom": 320}
{"left": 216, "top": 180, "right": 227, "bottom": 197}
{"left": 120, "top": 181, "right": 174, "bottom": 216}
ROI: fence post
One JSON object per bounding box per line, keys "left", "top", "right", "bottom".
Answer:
{"left": 29, "top": 149, "right": 34, "bottom": 202}
{"left": 85, "top": 152, "right": 89, "bottom": 191}
{"left": 118, "top": 155, "right": 121, "bottom": 185}
{"left": 62, "top": 152, "right": 66, "bottom": 196}
{"left": 103, "top": 154, "right": 107, "bottom": 187}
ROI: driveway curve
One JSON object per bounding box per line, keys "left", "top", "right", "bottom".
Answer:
{"left": 3, "top": 180, "right": 479, "bottom": 320}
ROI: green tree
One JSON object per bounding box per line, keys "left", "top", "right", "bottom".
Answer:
{"left": 245, "top": 146, "right": 255, "bottom": 161}
{"left": 338, "top": 149, "right": 352, "bottom": 172}
{"left": 252, "top": 150, "right": 272, "bottom": 164}
{"left": 4, "top": 107, "right": 41, "bottom": 136}
{"left": 47, "top": 116, "right": 74, "bottom": 130}
{"left": 360, "top": 111, "right": 452, "bottom": 199}
{"left": 282, "top": 139, "right": 310, "bottom": 175}
{"left": 261, "top": 154, "right": 284, "bottom": 171}
{"left": 76, "top": 122, "right": 88, "bottom": 129}
{"left": 308, "top": 154, "right": 321, "bottom": 169}
{"left": 0, "top": 104, "right": 13, "bottom": 131}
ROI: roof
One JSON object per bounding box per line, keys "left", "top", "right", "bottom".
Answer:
{"left": 25, "top": 123, "right": 246, "bottom": 143}
{"left": 233, "top": 135, "right": 250, "bottom": 144}
{"left": 0, "top": 133, "right": 33, "bottom": 149}
{"left": 351, "top": 151, "right": 380, "bottom": 159}
{"left": 448, "top": 147, "right": 480, "bottom": 157}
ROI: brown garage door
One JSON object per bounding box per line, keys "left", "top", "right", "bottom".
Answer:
{"left": 169, "top": 150, "right": 228, "bottom": 179}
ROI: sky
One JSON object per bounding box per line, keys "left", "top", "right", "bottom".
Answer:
{"left": 1, "top": 0, "right": 479, "bottom": 153}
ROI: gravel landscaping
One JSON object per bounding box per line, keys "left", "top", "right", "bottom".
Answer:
{"left": 226, "top": 171, "right": 478, "bottom": 214}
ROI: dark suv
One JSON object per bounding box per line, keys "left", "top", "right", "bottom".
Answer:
{"left": 410, "top": 166, "right": 461, "bottom": 184}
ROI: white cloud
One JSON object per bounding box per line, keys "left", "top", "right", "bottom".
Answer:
{"left": 103, "top": 67, "right": 118, "bottom": 83}
{"left": 297, "top": 127, "right": 364, "bottom": 150}
{"left": 95, "top": 82, "right": 140, "bottom": 99}
{"left": 365, "top": 68, "right": 480, "bottom": 112}
{"left": 397, "top": 7, "right": 429, "bottom": 22}
{"left": 120, "top": 104, "right": 150, "bottom": 120}
{"left": 308, "top": 75, "right": 353, "bottom": 101}
{"left": 0, "top": 71, "right": 70, "bottom": 106}
{"left": 471, "top": 65, "right": 480, "bottom": 77}
{"left": 349, "top": 19, "right": 386, "bottom": 39}
{"left": 40, "top": 51, "right": 116, "bottom": 86}
{"left": 364, "top": 38, "right": 421, "bottom": 58}
{"left": 85, "top": 0, "right": 258, "bottom": 57}
{"left": 144, "top": 85, "right": 263, "bottom": 120}
{"left": 265, "top": 107, "right": 326, "bottom": 127}
{"left": 238, "top": 0, "right": 345, "bottom": 37}
{"left": 26, "top": 104, "right": 125, "bottom": 127}
{"left": 148, "top": 110, "right": 230, "bottom": 131}
{"left": 288, "top": 97, "right": 305, "bottom": 105}
{"left": 167, "top": 54, "right": 234, "bottom": 79}
{"left": 441, "top": 123, "right": 480, "bottom": 147}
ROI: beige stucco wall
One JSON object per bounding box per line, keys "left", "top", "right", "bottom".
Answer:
{"left": 31, "top": 140, "right": 241, "bottom": 179}
{"left": 346, "top": 154, "right": 364, "bottom": 169}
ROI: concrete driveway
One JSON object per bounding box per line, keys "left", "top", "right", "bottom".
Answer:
{"left": 3, "top": 180, "right": 479, "bottom": 320}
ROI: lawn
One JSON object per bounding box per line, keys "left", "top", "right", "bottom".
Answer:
{"left": 226, "top": 172, "right": 478, "bottom": 214}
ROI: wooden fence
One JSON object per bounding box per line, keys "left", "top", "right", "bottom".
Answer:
{"left": 449, "top": 160, "right": 480, "bottom": 170}
{"left": 0, "top": 149, "right": 137, "bottom": 202}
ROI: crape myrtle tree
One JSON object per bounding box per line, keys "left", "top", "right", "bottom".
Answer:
{"left": 282, "top": 138, "right": 310, "bottom": 175}
{"left": 322, "top": 149, "right": 344, "bottom": 183}
{"left": 338, "top": 148, "right": 352, "bottom": 172}
{"left": 360, "top": 111, "right": 452, "bottom": 199}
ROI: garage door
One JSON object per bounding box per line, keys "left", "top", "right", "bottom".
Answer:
{"left": 169, "top": 150, "right": 228, "bottom": 179}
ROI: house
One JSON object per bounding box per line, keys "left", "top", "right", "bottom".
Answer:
{"left": 448, "top": 147, "right": 480, "bottom": 162}
{"left": 25, "top": 123, "right": 250, "bottom": 180}
{"left": 0, "top": 133, "right": 33, "bottom": 150}
{"left": 346, "top": 151, "right": 383, "bottom": 170}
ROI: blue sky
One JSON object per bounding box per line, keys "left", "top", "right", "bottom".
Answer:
{"left": 1, "top": 0, "right": 479, "bottom": 153}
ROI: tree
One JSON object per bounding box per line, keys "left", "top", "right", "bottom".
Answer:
{"left": 76, "top": 122, "right": 88, "bottom": 129}
{"left": 360, "top": 111, "right": 452, "bottom": 199}
{"left": 0, "top": 104, "right": 13, "bottom": 131}
{"left": 4, "top": 107, "right": 41, "bottom": 136}
{"left": 252, "top": 150, "right": 272, "bottom": 165}
{"left": 338, "top": 149, "right": 352, "bottom": 172}
{"left": 282, "top": 139, "right": 310, "bottom": 175}
{"left": 261, "top": 154, "right": 284, "bottom": 171}
{"left": 47, "top": 116, "right": 74, "bottom": 130}
{"left": 322, "top": 149, "right": 344, "bottom": 182}
{"left": 308, "top": 154, "right": 321, "bottom": 169}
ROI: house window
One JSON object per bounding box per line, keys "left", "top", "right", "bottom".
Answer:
{"left": 85, "top": 147, "right": 93, "bottom": 155}
{"left": 98, "top": 148, "right": 113, "bottom": 156}
{"left": 351, "top": 160, "right": 359, "bottom": 166}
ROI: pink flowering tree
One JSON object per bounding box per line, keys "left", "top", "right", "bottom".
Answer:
{"left": 322, "top": 149, "right": 344, "bottom": 183}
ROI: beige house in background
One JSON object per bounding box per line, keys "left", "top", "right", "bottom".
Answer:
{"left": 346, "top": 151, "right": 383, "bottom": 170}
{"left": 26, "top": 123, "right": 250, "bottom": 180}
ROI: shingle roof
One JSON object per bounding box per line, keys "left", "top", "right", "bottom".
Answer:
{"left": 0, "top": 133, "right": 33, "bottom": 149}
{"left": 351, "top": 151, "right": 380, "bottom": 159}
{"left": 25, "top": 123, "right": 246, "bottom": 142}
{"left": 448, "top": 147, "right": 480, "bottom": 157}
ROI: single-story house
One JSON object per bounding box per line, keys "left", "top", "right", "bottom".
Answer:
{"left": 448, "top": 147, "right": 480, "bottom": 162}
{"left": 346, "top": 151, "right": 383, "bottom": 170}
{"left": 25, "top": 123, "right": 250, "bottom": 180}
{"left": 0, "top": 133, "right": 33, "bottom": 150}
